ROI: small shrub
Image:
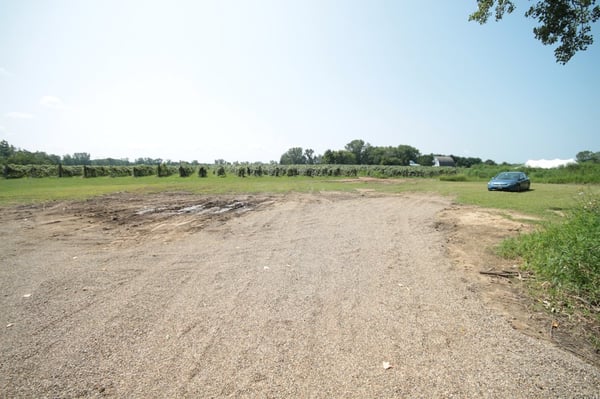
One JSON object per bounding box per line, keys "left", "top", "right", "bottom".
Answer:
{"left": 133, "top": 165, "right": 155, "bottom": 177}
{"left": 286, "top": 167, "right": 298, "bottom": 177}
{"left": 179, "top": 165, "right": 195, "bottom": 177}
{"left": 157, "top": 164, "right": 176, "bottom": 177}
{"left": 109, "top": 166, "right": 132, "bottom": 177}
{"left": 3, "top": 164, "right": 27, "bottom": 178}
{"left": 59, "top": 165, "right": 83, "bottom": 177}
{"left": 83, "top": 165, "right": 95, "bottom": 178}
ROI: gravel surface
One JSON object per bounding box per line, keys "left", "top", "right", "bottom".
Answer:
{"left": 1, "top": 191, "right": 598, "bottom": 398}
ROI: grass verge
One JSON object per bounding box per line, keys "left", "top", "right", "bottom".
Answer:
{"left": 0, "top": 175, "right": 359, "bottom": 204}
{"left": 1, "top": 175, "right": 598, "bottom": 218}
{"left": 498, "top": 192, "right": 600, "bottom": 349}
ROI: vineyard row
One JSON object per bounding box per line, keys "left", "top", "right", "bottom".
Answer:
{"left": 2, "top": 164, "right": 458, "bottom": 179}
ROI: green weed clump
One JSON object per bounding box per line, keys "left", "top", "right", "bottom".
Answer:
{"left": 500, "top": 192, "right": 600, "bottom": 310}
{"left": 178, "top": 164, "right": 195, "bottom": 177}
{"left": 439, "top": 174, "right": 468, "bottom": 182}
{"left": 198, "top": 166, "right": 208, "bottom": 178}
{"left": 132, "top": 165, "right": 155, "bottom": 177}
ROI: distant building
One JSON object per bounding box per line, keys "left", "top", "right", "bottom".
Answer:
{"left": 433, "top": 156, "right": 455, "bottom": 167}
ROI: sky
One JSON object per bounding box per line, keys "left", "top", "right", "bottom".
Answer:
{"left": 1, "top": 1, "right": 599, "bottom": 164}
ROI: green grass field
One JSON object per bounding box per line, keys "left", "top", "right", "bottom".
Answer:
{"left": 1, "top": 175, "right": 598, "bottom": 221}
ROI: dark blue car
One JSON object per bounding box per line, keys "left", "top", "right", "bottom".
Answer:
{"left": 487, "top": 171, "right": 530, "bottom": 192}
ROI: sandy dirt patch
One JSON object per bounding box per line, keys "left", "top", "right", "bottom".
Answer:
{"left": 1, "top": 191, "right": 598, "bottom": 397}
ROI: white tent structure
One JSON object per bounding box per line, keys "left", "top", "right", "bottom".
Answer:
{"left": 524, "top": 159, "right": 576, "bottom": 169}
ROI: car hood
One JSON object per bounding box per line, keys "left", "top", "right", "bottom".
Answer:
{"left": 488, "top": 178, "right": 520, "bottom": 186}
{"left": 490, "top": 178, "right": 518, "bottom": 182}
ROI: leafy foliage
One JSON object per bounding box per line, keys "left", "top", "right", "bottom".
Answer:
{"left": 91, "top": 157, "right": 130, "bottom": 166}
{"left": 451, "top": 155, "right": 483, "bottom": 168}
{"left": 0, "top": 140, "right": 15, "bottom": 158}
{"left": 576, "top": 150, "right": 600, "bottom": 163}
{"left": 62, "top": 153, "right": 91, "bottom": 165}
{"left": 321, "top": 149, "right": 357, "bottom": 165}
{"left": 2, "top": 164, "right": 84, "bottom": 178}
{"left": 345, "top": 139, "right": 366, "bottom": 164}
{"left": 463, "top": 162, "right": 600, "bottom": 183}
{"left": 157, "top": 164, "right": 177, "bottom": 177}
{"left": 59, "top": 165, "right": 83, "bottom": 177}
{"left": 178, "top": 164, "right": 195, "bottom": 177}
{"left": 198, "top": 166, "right": 208, "bottom": 178}
{"left": 280, "top": 147, "right": 308, "bottom": 165}
{"left": 364, "top": 145, "right": 421, "bottom": 166}
{"left": 319, "top": 141, "right": 424, "bottom": 166}
{"left": 83, "top": 165, "right": 132, "bottom": 178}
{"left": 3, "top": 164, "right": 55, "bottom": 178}
{"left": 133, "top": 165, "right": 156, "bottom": 177}
{"left": 470, "top": 0, "right": 600, "bottom": 63}
{"left": 215, "top": 166, "right": 226, "bottom": 177}
{"left": 211, "top": 163, "right": 458, "bottom": 179}
{"left": 0, "top": 140, "right": 61, "bottom": 165}
{"left": 500, "top": 192, "right": 600, "bottom": 308}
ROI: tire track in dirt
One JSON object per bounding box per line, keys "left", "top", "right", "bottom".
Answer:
{"left": 1, "top": 192, "right": 599, "bottom": 398}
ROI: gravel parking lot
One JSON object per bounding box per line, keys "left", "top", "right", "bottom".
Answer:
{"left": 1, "top": 191, "right": 598, "bottom": 398}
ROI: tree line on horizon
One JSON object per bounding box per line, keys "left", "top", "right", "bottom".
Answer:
{"left": 0, "top": 140, "right": 191, "bottom": 167}
{"left": 1, "top": 139, "right": 599, "bottom": 168}
{"left": 280, "top": 139, "right": 494, "bottom": 168}
{"left": 0, "top": 138, "right": 486, "bottom": 168}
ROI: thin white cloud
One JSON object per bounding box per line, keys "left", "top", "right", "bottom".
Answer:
{"left": 0, "top": 125, "right": 5, "bottom": 131}
{"left": 5, "top": 112, "right": 34, "bottom": 119}
{"left": 40, "top": 95, "right": 71, "bottom": 111}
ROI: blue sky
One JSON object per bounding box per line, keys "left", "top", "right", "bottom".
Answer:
{"left": 1, "top": 1, "right": 598, "bottom": 164}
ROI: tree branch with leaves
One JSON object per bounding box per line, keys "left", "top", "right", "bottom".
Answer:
{"left": 470, "top": 0, "right": 600, "bottom": 63}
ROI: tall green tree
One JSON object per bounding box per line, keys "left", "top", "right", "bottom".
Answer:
{"left": 72, "top": 152, "right": 91, "bottom": 165}
{"left": 321, "top": 149, "right": 356, "bottom": 164}
{"left": 345, "top": 139, "right": 366, "bottom": 164}
{"left": 0, "top": 140, "right": 15, "bottom": 159}
{"left": 304, "top": 148, "right": 315, "bottom": 164}
{"left": 416, "top": 153, "right": 435, "bottom": 166}
{"left": 576, "top": 150, "right": 600, "bottom": 163}
{"left": 470, "top": 0, "right": 600, "bottom": 63}
{"left": 451, "top": 155, "right": 483, "bottom": 168}
{"left": 280, "top": 147, "right": 307, "bottom": 165}
{"left": 395, "top": 145, "right": 421, "bottom": 166}
{"left": 360, "top": 145, "right": 421, "bottom": 166}
{"left": 62, "top": 152, "right": 91, "bottom": 165}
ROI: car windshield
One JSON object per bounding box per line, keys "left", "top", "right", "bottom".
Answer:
{"left": 496, "top": 172, "right": 520, "bottom": 180}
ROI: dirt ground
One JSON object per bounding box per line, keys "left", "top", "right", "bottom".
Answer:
{"left": 1, "top": 190, "right": 599, "bottom": 398}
